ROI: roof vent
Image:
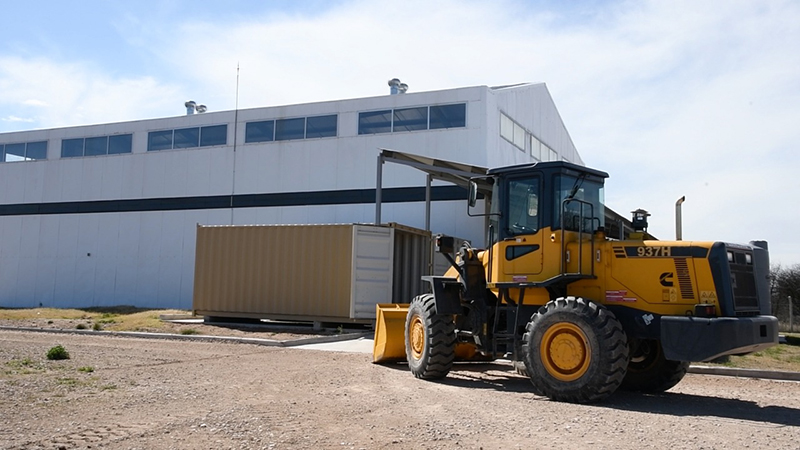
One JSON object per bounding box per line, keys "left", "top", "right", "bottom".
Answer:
{"left": 184, "top": 101, "right": 208, "bottom": 115}
{"left": 185, "top": 100, "right": 197, "bottom": 115}
{"left": 388, "top": 78, "right": 408, "bottom": 95}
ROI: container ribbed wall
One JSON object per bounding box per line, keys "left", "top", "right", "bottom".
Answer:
{"left": 193, "top": 224, "right": 397, "bottom": 321}
{"left": 195, "top": 224, "right": 356, "bottom": 320}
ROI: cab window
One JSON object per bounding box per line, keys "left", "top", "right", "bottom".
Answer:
{"left": 506, "top": 177, "right": 540, "bottom": 236}
{"left": 553, "top": 175, "right": 604, "bottom": 233}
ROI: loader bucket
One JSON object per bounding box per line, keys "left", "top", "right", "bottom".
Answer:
{"left": 372, "top": 303, "right": 409, "bottom": 363}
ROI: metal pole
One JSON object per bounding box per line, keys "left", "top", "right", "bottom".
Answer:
{"left": 675, "top": 196, "right": 685, "bottom": 240}
{"left": 425, "top": 174, "right": 432, "bottom": 231}
{"left": 375, "top": 154, "right": 383, "bottom": 225}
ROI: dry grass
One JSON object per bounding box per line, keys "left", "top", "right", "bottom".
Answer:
{"left": 705, "top": 343, "right": 800, "bottom": 372}
{"left": 0, "top": 307, "right": 190, "bottom": 332}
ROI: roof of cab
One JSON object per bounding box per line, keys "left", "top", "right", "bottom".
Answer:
{"left": 487, "top": 160, "right": 609, "bottom": 179}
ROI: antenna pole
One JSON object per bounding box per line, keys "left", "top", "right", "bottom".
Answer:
{"left": 230, "top": 63, "right": 240, "bottom": 224}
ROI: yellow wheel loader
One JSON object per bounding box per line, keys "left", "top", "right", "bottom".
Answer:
{"left": 373, "top": 161, "right": 778, "bottom": 403}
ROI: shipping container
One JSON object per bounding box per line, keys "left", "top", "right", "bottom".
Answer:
{"left": 192, "top": 223, "right": 432, "bottom": 323}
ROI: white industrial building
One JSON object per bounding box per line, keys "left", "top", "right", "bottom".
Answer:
{"left": 0, "top": 82, "right": 584, "bottom": 309}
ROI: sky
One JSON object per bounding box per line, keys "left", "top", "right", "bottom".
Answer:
{"left": 1, "top": 0, "right": 799, "bottom": 265}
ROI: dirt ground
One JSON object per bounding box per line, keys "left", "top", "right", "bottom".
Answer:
{"left": 2, "top": 329, "right": 800, "bottom": 450}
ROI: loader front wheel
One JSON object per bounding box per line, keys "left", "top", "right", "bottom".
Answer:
{"left": 621, "top": 339, "right": 689, "bottom": 393}
{"left": 522, "top": 297, "right": 628, "bottom": 403}
{"left": 405, "top": 294, "right": 456, "bottom": 379}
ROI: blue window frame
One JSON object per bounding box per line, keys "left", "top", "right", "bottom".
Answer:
{"left": 305, "top": 115, "right": 337, "bottom": 138}
{"left": 148, "top": 130, "right": 173, "bottom": 151}
{"left": 84, "top": 136, "right": 108, "bottom": 156}
{"left": 393, "top": 107, "right": 428, "bottom": 132}
{"left": 173, "top": 127, "right": 199, "bottom": 148}
{"left": 430, "top": 103, "right": 466, "bottom": 129}
{"left": 4, "top": 141, "right": 47, "bottom": 161}
{"left": 5, "top": 143, "right": 26, "bottom": 161}
{"left": 200, "top": 124, "right": 227, "bottom": 147}
{"left": 275, "top": 118, "right": 305, "bottom": 141}
{"left": 63, "top": 134, "right": 132, "bottom": 157}
{"left": 245, "top": 121, "right": 275, "bottom": 143}
{"left": 26, "top": 141, "right": 48, "bottom": 160}
{"left": 61, "top": 139, "right": 84, "bottom": 158}
{"left": 358, "top": 110, "right": 392, "bottom": 135}
{"left": 108, "top": 134, "right": 133, "bottom": 154}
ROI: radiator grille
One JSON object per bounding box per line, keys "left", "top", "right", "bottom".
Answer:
{"left": 674, "top": 258, "right": 694, "bottom": 300}
{"left": 731, "top": 261, "right": 759, "bottom": 313}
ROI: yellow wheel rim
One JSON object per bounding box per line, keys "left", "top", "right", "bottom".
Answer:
{"left": 540, "top": 322, "right": 591, "bottom": 381}
{"left": 410, "top": 314, "right": 425, "bottom": 360}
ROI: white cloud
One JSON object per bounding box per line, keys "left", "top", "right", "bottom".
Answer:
{"left": 22, "top": 99, "right": 48, "bottom": 107}
{"left": 1, "top": 116, "right": 34, "bottom": 123}
{"left": 0, "top": 57, "right": 183, "bottom": 132}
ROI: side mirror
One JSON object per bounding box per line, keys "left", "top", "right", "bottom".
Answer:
{"left": 468, "top": 181, "right": 478, "bottom": 208}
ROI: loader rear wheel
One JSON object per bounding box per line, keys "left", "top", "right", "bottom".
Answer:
{"left": 522, "top": 297, "right": 628, "bottom": 403}
{"left": 621, "top": 339, "right": 689, "bottom": 393}
{"left": 405, "top": 294, "right": 456, "bottom": 379}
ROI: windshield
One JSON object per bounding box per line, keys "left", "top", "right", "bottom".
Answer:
{"left": 553, "top": 174, "right": 604, "bottom": 233}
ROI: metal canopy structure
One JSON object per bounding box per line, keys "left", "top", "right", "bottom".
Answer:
{"left": 375, "top": 149, "right": 490, "bottom": 230}
{"left": 374, "top": 148, "right": 639, "bottom": 240}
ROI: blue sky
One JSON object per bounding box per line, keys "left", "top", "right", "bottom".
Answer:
{"left": 2, "top": 0, "right": 799, "bottom": 265}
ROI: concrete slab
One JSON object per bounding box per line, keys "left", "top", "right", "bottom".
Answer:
{"left": 294, "top": 337, "right": 375, "bottom": 353}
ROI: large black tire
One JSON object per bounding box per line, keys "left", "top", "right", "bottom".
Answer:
{"left": 522, "top": 297, "right": 628, "bottom": 403}
{"left": 405, "top": 294, "right": 456, "bottom": 379}
{"left": 621, "top": 339, "right": 689, "bottom": 392}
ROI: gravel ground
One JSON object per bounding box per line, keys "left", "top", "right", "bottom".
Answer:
{"left": 2, "top": 329, "right": 800, "bottom": 450}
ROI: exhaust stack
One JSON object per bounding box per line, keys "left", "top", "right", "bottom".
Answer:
{"left": 675, "top": 196, "right": 686, "bottom": 240}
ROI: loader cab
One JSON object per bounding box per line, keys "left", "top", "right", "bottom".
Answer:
{"left": 484, "top": 161, "right": 609, "bottom": 246}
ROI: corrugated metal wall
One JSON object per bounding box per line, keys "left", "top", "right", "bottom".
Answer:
{"left": 194, "top": 224, "right": 357, "bottom": 320}
{"left": 193, "top": 224, "right": 402, "bottom": 322}
{"left": 391, "top": 224, "right": 431, "bottom": 304}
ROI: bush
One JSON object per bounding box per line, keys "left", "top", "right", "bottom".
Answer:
{"left": 75, "top": 323, "right": 87, "bottom": 330}
{"left": 46, "top": 345, "right": 70, "bottom": 360}
{"left": 92, "top": 322, "right": 102, "bottom": 331}
{"left": 180, "top": 328, "right": 199, "bottom": 335}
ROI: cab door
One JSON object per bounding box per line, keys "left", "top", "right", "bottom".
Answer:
{"left": 500, "top": 176, "right": 544, "bottom": 279}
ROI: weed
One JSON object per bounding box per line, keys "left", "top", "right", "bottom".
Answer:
{"left": 101, "top": 384, "right": 117, "bottom": 390}
{"left": 46, "top": 345, "right": 70, "bottom": 360}
{"left": 180, "top": 328, "right": 199, "bottom": 335}
{"left": 336, "top": 325, "right": 344, "bottom": 334}
{"left": 92, "top": 322, "right": 102, "bottom": 331}
{"left": 6, "top": 357, "right": 45, "bottom": 374}
{"left": 57, "top": 377, "right": 79, "bottom": 386}
{"left": 78, "top": 366, "right": 94, "bottom": 373}
{"left": 75, "top": 323, "right": 87, "bottom": 330}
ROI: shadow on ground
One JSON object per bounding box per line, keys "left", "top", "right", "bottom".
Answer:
{"left": 378, "top": 361, "right": 800, "bottom": 427}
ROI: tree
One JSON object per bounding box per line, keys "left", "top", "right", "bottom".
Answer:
{"left": 770, "top": 264, "right": 800, "bottom": 330}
